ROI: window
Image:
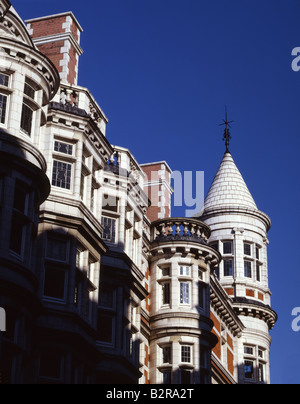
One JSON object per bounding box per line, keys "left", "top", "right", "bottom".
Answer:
{"left": 244, "top": 261, "right": 252, "bottom": 278}
{"left": 9, "top": 183, "right": 29, "bottom": 257}
{"left": 162, "top": 282, "right": 171, "bottom": 306}
{"left": 46, "top": 236, "right": 68, "bottom": 262}
{"left": 224, "top": 259, "right": 233, "bottom": 277}
{"left": 199, "top": 283, "right": 206, "bottom": 310}
{"left": 52, "top": 160, "right": 72, "bottom": 190}
{"left": 180, "top": 266, "right": 191, "bottom": 277}
{"left": 99, "top": 289, "right": 115, "bottom": 309}
{"left": 256, "top": 263, "right": 261, "bottom": 282}
{"left": 181, "top": 370, "right": 191, "bottom": 384}
{"left": 210, "top": 242, "right": 219, "bottom": 252}
{"left": 161, "top": 266, "right": 170, "bottom": 277}
{"left": 244, "top": 243, "right": 252, "bottom": 256}
{"left": 44, "top": 268, "right": 66, "bottom": 300}
{"left": 244, "top": 360, "right": 254, "bottom": 379}
{"left": 181, "top": 346, "right": 191, "bottom": 363}
{"left": 223, "top": 242, "right": 232, "bottom": 255}
{"left": 162, "top": 346, "right": 172, "bottom": 364}
{"left": 258, "top": 363, "right": 265, "bottom": 383}
{"left": 0, "top": 94, "right": 7, "bottom": 124}
{"left": 54, "top": 141, "right": 73, "bottom": 156}
{"left": 244, "top": 346, "right": 254, "bottom": 355}
{"left": 0, "top": 73, "right": 9, "bottom": 87}
{"left": 24, "top": 82, "right": 35, "bottom": 100}
{"left": 9, "top": 215, "right": 25, "bottom": 256}
{"left": 162, "top": 371, "right": 171, "bottom": 384}
{"left": 97, "top": 314, "right": 113, "bottom": 344}
{"left": 20, "top": 103, "right": 33, "bottom": 136}
{"left": 256, "top": 247, "right": 260, "bottom": 260}
{"left": 180, "top": 283, "right": 190, "bottom": 305}
{"left": 101, "top": 217, "right": 116, "bottom": 243}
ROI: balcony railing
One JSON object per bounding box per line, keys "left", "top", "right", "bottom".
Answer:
{"left": 151, "top": 218, "right": 211, "bottom": 245}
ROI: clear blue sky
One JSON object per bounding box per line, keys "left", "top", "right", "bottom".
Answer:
{"left": 13, "top": 0, "right": 300, "bottom": 384}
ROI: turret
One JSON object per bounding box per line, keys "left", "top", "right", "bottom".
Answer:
{"left": 197, "top": 114, "right": 277, "bottom": 384}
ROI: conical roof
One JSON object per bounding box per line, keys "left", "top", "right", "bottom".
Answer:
{"left": 202, "top": 152, "right": 257, "bottom": 213}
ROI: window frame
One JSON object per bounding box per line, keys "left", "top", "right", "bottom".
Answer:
{"left": 180, "top": 282, "right": 191, "bottom": 306}
{"left": 51, "top": 159, "right": 73, "bottom": 191}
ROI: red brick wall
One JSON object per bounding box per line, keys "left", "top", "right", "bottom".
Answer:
{"left": 29, "top": 16, "right": 66, "bottom": 38}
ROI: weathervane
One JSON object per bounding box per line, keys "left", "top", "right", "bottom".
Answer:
{"left": 219, "top": 106, "right": 234, "bottom": 153}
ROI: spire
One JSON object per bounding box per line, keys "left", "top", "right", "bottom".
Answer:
{"left": 219, "top": 106, "right": 234, "bottom": 153}
{"left": 202, "top": 153, "right": 258, "bottom": 213}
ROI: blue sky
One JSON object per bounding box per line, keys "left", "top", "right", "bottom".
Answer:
{"left": 13, "top": 0, "right": 300, "bottom": 384}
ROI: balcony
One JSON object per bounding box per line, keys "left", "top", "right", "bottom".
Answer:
{"left": 151, "top": 218, "right": 211, "bottom": 246}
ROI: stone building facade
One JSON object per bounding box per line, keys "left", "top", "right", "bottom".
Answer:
{"left": 0, "top": 0, "right": 277, "bottom": 384}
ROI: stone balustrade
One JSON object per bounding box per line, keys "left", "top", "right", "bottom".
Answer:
{"left": 151, "top": 218, "right": 211, "bottom": 245}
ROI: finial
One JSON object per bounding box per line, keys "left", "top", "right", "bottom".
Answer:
{"left": 219, "top": 106, "right": 234, "bottom": 153}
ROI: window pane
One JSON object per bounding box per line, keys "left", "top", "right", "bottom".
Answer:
{"left": 244, "top": 243, "right": 251, "bottom": 256}
{"left": 181, "top": 346, "right": 191, "bottom": 363}
{"left": 47, "top": 236, "right": 67, "bottom": 262}
{"left": 54, "top": 141, "right": 73, "bottom": 155}
{"left": 180, "top": 266, "right": 190, "bottom": 276}
{"left": 162, "top": 283, "right": 170, "bottom": 305}
{"left": 256, "top": 263, "right": 261, "bottom": 282}
{"left": 99, "top": 289, "right": 114, "bottom": 309}
{"left": 223, "top": 242, "right": 232, "bottom": 255}
{"left": 180, "top": 283, "right": 190, "bottom": 304}
{"left": 10, "top": 215, "right": 24, "bottom": 255}
{"left": 162, "top": 346, "right": 172, "bottom": 364}
{"left": 181, "top": 370, "right": 191, "bottom": 385}
{"left": 24, "top": 82, "right": 35, "bottom": 100}
{"left": 244, "top": 261, "right": 252, "bottom": 278}
{"left": 0, "top": 74, "right": 9, "bottom": 87}
{"left": 52, "top": 160, "right": 72, "bottom": 190}
{"left": 20, "top": 103, "right": 33, "bottom": 136}
{"left": 259, "top": 363, "right": 264, "bottom": 383}
{"left": 101, "top": 217, "right": 116, "bottom": 243}
{"left": 0, "top": 94, "right": 7, "bottom": 124}
{"left": 163, "top": 371, "right": 171, "bottom": 385}
{"left": 44, "top": 268, "right": 66, "bottom": 300}
{"left": 162, "top": 267, "right": 170, "bottom": 277}
{"left": 97, "top": 315, "right": 113, "bottom": 343}
{"left": 13, "top": 185, "right": 27, "bottom": 214}
{"left": 199, "top": 284, "right": 206, "bottom": 309}
{"left": 244, "top": 346, "right": 254, "bottom": 355}
{"left": 244, "top": 360, "right": 254, "bottom": 379}
{"left": 224, "top": 259, "right": 233, "bottom": 277}
{"left": 256, "top": 247, "right": 260, "bottom": 260}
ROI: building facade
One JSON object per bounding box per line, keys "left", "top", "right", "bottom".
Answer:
{"left": 0, "top": 0, "right": 277, "bottom": 384}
